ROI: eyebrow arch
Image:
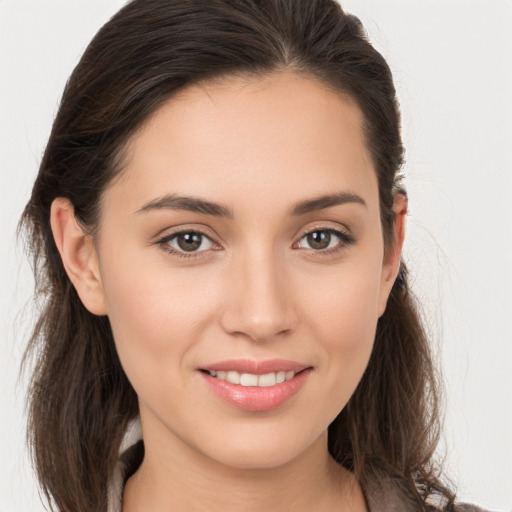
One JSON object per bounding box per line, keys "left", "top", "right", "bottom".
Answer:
{"left": 136, "top": 190, "right": 366, "bottom": 218}
{"left": 137, "top": 194, "right": 234, "bottom": 217}
{"left": 289, "top": 191, "right": 367, "bottom": 216}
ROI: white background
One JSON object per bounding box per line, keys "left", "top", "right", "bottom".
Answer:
{"left": 1, "top": 0, "right": 511, "bottom": 510}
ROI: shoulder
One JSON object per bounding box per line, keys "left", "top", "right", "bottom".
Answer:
{"left": 363, "top": 476, "right": 494, "bottom": 512}
{"left": 453, "top": 504, "right": 495, "bottom": 512}
{"left": 108, "top": 419, "right": 144, "bottom": 512}
{"left": 424, "top": 498, "right": 495, "bottom": 512}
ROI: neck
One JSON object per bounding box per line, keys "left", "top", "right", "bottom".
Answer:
{"left": 122, "top": 417, "right": 367, "bottom": 512}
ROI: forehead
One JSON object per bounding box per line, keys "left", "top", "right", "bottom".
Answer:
{"left": 108, "top": 71, "right": 377, "bottom": 216}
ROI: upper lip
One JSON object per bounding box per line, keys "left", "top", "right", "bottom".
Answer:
{"left": 199, "top": 359, "right": 310, "bottom": 375}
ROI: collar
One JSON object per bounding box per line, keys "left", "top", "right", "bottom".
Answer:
{"left": 107, "top": 418, "right": 457, "bottom": 512}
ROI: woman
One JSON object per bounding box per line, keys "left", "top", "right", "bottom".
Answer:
{"left": 19, "top": 0, "right": 489, "bottom": 511}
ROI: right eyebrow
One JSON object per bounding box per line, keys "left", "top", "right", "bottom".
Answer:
{"left": 136, "top": 194, "right": 234, "bottom": 218}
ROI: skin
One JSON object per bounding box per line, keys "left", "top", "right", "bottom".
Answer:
{"left": 51, "top": 71, "right": 406, "bottom": 512}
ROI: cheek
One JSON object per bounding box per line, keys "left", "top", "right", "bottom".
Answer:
{"left": 99, "top": 253, "right": 220, "bottom": 395}
{"left": 301, "top": 260, "right": 383, "bottom": 406}
{"left": 305, "top": 255, "right": 382, "bottom": 342}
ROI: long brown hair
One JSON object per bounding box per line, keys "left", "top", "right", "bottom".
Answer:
{"left": 20, "top": 0, "right": 454, "bottom": 510}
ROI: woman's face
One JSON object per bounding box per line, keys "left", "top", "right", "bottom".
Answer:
{"left": 89, "top": 71, "right": 399, "bottom": 469}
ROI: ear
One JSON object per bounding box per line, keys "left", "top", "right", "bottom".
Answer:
{"left": 50, "top": 198, "right": 108, "bottom": 315}
{"left": 377, "top": 192, "right": 407, "bottom": 317}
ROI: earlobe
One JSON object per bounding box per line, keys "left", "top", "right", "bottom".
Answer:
{"left": 378, "top": 192, "right": 408, "bottom": 317}
{"left": 50, "top": 198, "right": 108, "bottom": 315}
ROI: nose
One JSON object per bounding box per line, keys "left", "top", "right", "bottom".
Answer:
{"left": 219, "top": 247, "right": 298, "bottom": 343}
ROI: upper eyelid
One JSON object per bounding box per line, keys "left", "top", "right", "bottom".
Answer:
{"left": 300, "top": 226, "right": 348, "bottom": 236}
{"left": 296, "top": 226, "right": 355, "bottom": 247}
{"left": 156, "top": 230, "right": 218, "bottom": 252}
{"left": 296, "top": 223, "right": 354, "bottom": 241}
{"left": 155, "top": 225, "right": 219, "bottom": 243}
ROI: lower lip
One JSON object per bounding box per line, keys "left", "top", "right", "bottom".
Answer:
{"left": 200, "top": 369, "right": 312, "bottom": 412}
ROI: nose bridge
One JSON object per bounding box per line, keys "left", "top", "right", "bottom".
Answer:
{"left": 220, "top": 242, "right": 296, "bottom": 342}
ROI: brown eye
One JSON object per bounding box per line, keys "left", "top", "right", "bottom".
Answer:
{"left": 164, "top": 231, "right": 215, "bottom": 253}
{"left": 305, "top": 231, "right": 332, "bottom": 250}
{"left": 296, "top": 228, "right": 353, "bottom": 252}
{"left": 176, "top": 232, "right": 202, "bottom": 251}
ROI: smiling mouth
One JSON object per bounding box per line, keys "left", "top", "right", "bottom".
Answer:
{"left": 200, "top": 369, "right": 300, "bottom": 387}
{"left": 199, "top": 364, "right": 313, "bottom": 411}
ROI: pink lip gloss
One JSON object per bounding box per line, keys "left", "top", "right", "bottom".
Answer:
{"left": 198, "top": 359, "right": 312, "bottom": 412}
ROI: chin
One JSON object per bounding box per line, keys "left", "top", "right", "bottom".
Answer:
{"left": 209, "top": 447, "right": 301, "bottom": 471}
{"left": 195, "top": 425, "right": 324, "bottom": 471}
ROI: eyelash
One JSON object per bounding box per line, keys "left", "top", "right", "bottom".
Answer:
{"left": 155, "top": 227, "right": 355, "bottom": 260}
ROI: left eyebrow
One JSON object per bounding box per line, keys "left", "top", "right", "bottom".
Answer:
{"left": 135, "top": 190, "right": 366, "bottom": 218}
{"left": 289, "top": 191, "right": 367, "bottom": 216}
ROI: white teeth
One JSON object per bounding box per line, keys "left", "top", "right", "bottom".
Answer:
{"left": 240, "top": 373, "right": 258, "bottom": 386}
{"left": 276, "top": 371, "right": 286, "bottom": 384}
{"left": 258, "top": 372, "right": 277, "bottom": 387}
{"left": 226, "top": 371, "right": 241, "bottom": 384}
{"left": 207, "top": 370, "right": 297, "bottom": 386}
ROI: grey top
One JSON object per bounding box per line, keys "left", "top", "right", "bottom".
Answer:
{"left": 108, "top": 419, "right": 491, "bottom": 512}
